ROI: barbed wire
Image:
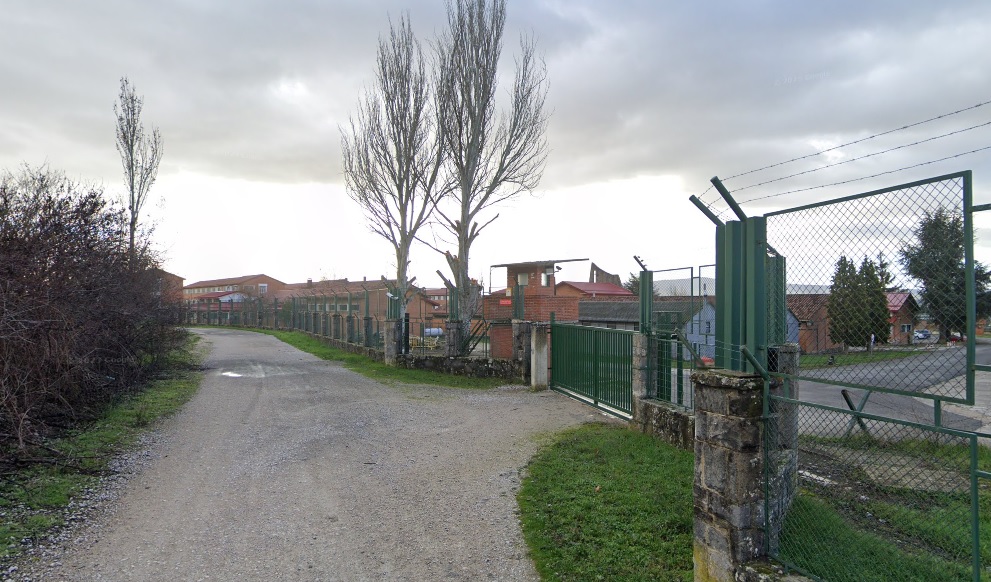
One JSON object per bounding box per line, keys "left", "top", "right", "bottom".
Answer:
{"left": 721, "top": 98, "right": 991, "bottom": 182}
{"left": 732, "top": 119, "right": 991, "bottom": 199}
{"left": 738, "top": 143, "right": 991, "bottom": 204}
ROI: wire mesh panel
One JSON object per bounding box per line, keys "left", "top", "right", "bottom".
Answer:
{"left": 765, "top": 171, "right": 974, "bottom": 403}
{"left": 766, "top": 395, "right": 985, "bottom": 581}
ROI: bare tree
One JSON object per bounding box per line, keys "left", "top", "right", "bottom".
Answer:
{"left": 115, "top": 76, "right": 163, "bottom": 258}
{"left": 433, "top": 0, "right": 549, "bottom": 346}
{"left": 342, "top": 14, "right": 444, "bottom": 323}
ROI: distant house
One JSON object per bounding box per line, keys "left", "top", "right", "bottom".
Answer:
{"left": 786, "top": 294, "right": 836, "bottom": 354}
{"left": 887, "top": 292, "right": 920, "bottom": 345}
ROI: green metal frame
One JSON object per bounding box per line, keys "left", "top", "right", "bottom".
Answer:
{"left": 550, "top": 322, "right": 634, "bottom": 417}
{"left": 715, "top": 217, "right": 768, "bottom": 372}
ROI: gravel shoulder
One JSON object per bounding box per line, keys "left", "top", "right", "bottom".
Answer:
{"left": 10, "top": 328, "right": 600, "bottom": 581}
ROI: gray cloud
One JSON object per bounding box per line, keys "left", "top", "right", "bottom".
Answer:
{"left": 1, "top": 0, "right": 989, "bottom": 211}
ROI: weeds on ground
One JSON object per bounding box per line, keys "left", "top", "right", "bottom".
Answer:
{"left": 518, "top": 423, "right": 694, "bottom": 581}
{"left": 244, "top": 329, "right": 509, "bottom": 390}
{"left": 0, "top": 337, "right": 204, "bottom": 559}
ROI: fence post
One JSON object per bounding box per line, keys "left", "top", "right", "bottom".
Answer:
{"left": 531, "top": 323, "right": 549, "bottom": 389}
{"left": 384, "top": 318, "right": 398, "bottom": 366}
{"left": 692, "top": 369, "right": 765, "bottom": 581}
{"left": 764, "top": 344, "right": 800, "bottom": 556}
{"left": 512, "top": 319, "right": 532, "bottom": 381}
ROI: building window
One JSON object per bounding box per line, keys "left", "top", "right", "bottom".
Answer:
{"left": 705, "top": 321, "right": 711, "bottom": 334}
{"left": 901, "top": 324, "right": 912, "bottom": 333}
{"left": 259, "top": 284, "right": 268, "bottom": 295}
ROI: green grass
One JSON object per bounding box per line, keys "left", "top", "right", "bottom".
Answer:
{"left": 517, "top": 423, "right": 694, "bottom": 581}
{"left": 800, "top": 349, "right": 920, "bottom": 369}
{"left": 778, "top": 434, "right": 991, "bottom": 580}
{"left": 779, "top": 495, "right": 972, "bottom": 581}
{"left": 232, "top": 328, "right": 510, "bottom": 390}
{"left": 0, "top": 337, "right": 205, "bottom": 558}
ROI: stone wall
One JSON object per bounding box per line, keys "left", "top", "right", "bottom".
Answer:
{"left": 631, "top": 398, "right": 694, "bottom": 451}
{"left": 299, "top": 330, "right": 385, "bottom": 362}
{"left": 395, "top": 354, "right": 526, "bottom": 381}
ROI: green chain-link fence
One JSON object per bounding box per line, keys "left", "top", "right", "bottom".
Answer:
{"left": 765, "top": 171, "right": 976, "bottom": 404}
{"left": 766, "top": 394, "right": 990, "bottom": 581}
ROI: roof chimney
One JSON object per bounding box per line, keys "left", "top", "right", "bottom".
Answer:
{"left": 307, "top": 278, "right": 313, "bottom": 288}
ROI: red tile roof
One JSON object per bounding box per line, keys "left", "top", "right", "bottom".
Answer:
{"left": 184, "top": 274, "right": 284, "bottom": 289}
{"left": 887, "top": 292, "right": 918, "bottom": 313}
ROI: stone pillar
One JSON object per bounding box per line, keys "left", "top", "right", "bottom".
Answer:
{"left": 530, "top": 323, "right": 549, "bottom": 390}
{"left": 445, "top": 320, "right": 463, "bottom": 357}
{"left": 692, "top": 369, "right": 764, "bottom": 582}
{"left": 384, "top": 319, "right": 398, "bottom": 366}
{"left": 363, "top": 316, "right": 373, "bottom": 348}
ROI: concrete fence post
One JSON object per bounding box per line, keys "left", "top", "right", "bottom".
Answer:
{"left": 765, "top": 344, "right": 800, "bottom": 557}
{"left": 692, "top": 369, "right": 765, "bottom": 582}
{"left": 530, "top": 323, "right": 549, "bottom": 389}
{"left": 384, "top": 319, "right": 398, "bottom": 366}
{"left": 632, "top": 333, "right": 656, "bottom": 402}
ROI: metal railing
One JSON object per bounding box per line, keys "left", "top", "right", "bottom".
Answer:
{"left": 550, "top": 322, "right": 634, "bottom": 416}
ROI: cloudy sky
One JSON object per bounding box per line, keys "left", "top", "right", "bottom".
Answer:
{"left": 3, "top": 0, "right": 991, "bottom": 289}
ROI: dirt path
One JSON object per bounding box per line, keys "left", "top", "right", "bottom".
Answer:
{"left": 23, "top": 328, "right": 599, "bottom": 581}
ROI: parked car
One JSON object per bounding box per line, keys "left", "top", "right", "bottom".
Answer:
{"left": 913, "top": 329, "right": 931, "bottom": 340}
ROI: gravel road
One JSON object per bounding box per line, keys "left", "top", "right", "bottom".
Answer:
{"left": 14, "top": 328, "right": 599, "bottom": 581}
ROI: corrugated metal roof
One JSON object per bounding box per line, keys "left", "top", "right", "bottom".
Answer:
{"left": 557, "top": 281, "right": 633, "bottom": 296}
{"left": 491, "top": 258, "right": 588, "bottom": 268}
{"left": 579, "top": 301, "right": 639, "bottom": 322}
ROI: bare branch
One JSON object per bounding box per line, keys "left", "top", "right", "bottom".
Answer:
{"left": 115, "top": 77, "right": 163, "bottom": 259}
{"left": 341, "top": 13, "right": 445, "bottom": 313}
{"left": 433, "top": 0, "right": 549, "bottom": 347}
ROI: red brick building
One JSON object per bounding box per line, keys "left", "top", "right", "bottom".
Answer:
{"left": 183, "top": 274, "right": 286, "bottom": 301}
{"left": 151, "top": 268, "right": 184, "bottom": 304}
{"left": 483, "top": 259, "right": 638, "bottom": 359}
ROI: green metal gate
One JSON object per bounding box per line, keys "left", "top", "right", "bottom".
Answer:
{"left": 550, "top": 322, "right": 634, "bottom": 417}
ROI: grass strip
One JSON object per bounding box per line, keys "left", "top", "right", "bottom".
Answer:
{"left": 231, "top": 328, "right": 510, "bottom": 390}
{"left": 0, "top": 337, "right": 205, "bottom": 559}
{"left": 778, "top": 495, "right": 972, "bottom": 581}
{"left": 800, "top": 349, "right": 921, "bottom": 369}
{"left": 518, "top": 423, "right": 694, "bottom": 581}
